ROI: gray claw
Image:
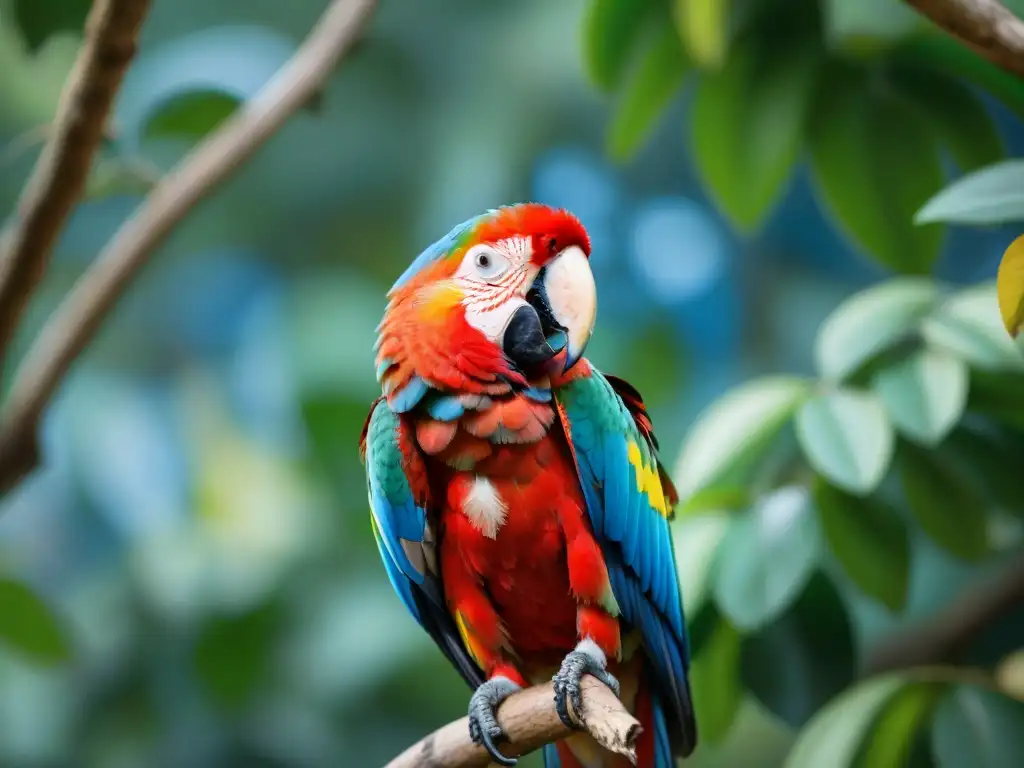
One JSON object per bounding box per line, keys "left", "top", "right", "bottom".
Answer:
{"left": 468, "top": 676, "right": 521, "bottom": 766}
{"left": 552, "top": 647, "right": 620, "bottom": 730}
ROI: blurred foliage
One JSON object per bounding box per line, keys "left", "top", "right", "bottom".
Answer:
{"left": 0, "top": 0, "right": 1023, "bottom": 766}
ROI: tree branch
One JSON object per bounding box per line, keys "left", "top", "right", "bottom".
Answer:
{"left": 0, "top": 0, "right": 151, "bottom": 366}
{"left": 902, "top": 0, "right": 1024, "bottom": 78}
{"left": 0, "top": 0, "right": 378, "bottom": 496}
{"left": 864, "top": 554, "right": 1024, "bottom": 677}
{"left": 385, "top": 676, "right": 641, "bottom": 768}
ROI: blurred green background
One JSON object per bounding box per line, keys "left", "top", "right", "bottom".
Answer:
{"left": 2, "top": 0, "right": 1024, "bottom": 766}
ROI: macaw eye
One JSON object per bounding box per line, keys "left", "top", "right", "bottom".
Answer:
{"left": 469, "top": 247, "right": 509, "bottom": 281}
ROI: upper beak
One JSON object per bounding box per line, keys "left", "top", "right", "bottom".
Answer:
{"left": 501, "top": 245, "right": 596, "bottom": 376}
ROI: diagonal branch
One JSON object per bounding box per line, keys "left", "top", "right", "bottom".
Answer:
{"left": 902, "top": 0, "right": 1024, "bottom": 78}
{"left": 384, "top": 676, "right": 641, "bottom": 768}
{"left": 0, "top": 0, "right": 151, "bottom": 366}
{"left": 0, "top": 0, "right": 379, "bottom": 495}
{"left": 864, "top": 553, "right": 1024, "bottom": 676}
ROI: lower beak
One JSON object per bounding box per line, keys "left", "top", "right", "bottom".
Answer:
{"left": 541, "top": 246, "right": 596, "bottom": 373}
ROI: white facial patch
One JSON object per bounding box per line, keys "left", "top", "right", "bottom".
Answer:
{"left": 454, "top": 235, "right": 538, "bottom": 343}
{"left": 462, "top": 476, "right": 508, "bottom": 539}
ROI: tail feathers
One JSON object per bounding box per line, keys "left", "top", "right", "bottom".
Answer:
{"left": 542, "top": 675, "right": 676, "bottom": 768}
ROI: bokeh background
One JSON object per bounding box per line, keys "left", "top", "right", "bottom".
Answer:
{"left": 2, "top": 0, "right": 1024, "bottom": 766}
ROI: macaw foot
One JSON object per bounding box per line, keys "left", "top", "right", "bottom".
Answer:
{"left": 468, "top": 676, "right": 521, "bottom": 766}
{"left": 552, "top": 640, "right": 620, "bottom": 730}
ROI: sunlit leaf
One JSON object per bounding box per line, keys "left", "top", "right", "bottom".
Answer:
{"left": 997, "top": 234, "right": 1024, "bottom": 338}
{"left": 809, "top": 66, "right": 944, "bottom": 273}
{"left": 673, "top": 376, "right": 811, "bottom": 501}
{"left": 673, "top": 0, "right": 730, "bottom": 69}
{"left": 582, "top": 0, "right": 658, "bottom": 91}
{"left": 917, "top": 160, "right": 1024, "bottom": 225}
{"left": 194, "top": 602, "right": 282, "bottom": 712}
{"left": 891, "top": 67, "right": 1004, "bottom": 173}
{"left": 813, "top": 478, "right": 910, "bottom": 611}
{"left": 741, "top": 572, "right": 855, "bottom": 728}
{"left": 931, "top": 684, "right": 1024, "bottom": 767}
{"left": 690, "top": 36, "right": 819, "bottom": 231}
{"left": 821, "top": 0, "right": 920, "bottom": 52}
{"left": 796, "top": 389, "right": 895, "bottom": 494}
{"left": 815, "top": 278, "right": 938, "bottom": 381}
{"left": 712, "top": 486, "right": 820, "bottom": 631}
{"left": 784, "top": 674, "right": 907, "bottom": 767}
{"left": 922, "top": 283, "right": 1024, "bottom": 371}
{"left": 607, "top": 26, "right": 690, "bottom": 162}
{"left": 0, "top": 579, "right": 71, "bottom": 666}
{"left": 873, "top": 349, "right": 968, "bottom": 446}
{"left": 854, "top": 682, "right": 944, "bottom": 768}
{"left": 12, "top": 0, "right": 91, "bottom": 52}
{"left": 688, "top": 610, "right": 742, "bottom": 744}
{"left": 898, "top": 443, "right": 989, "bottom": 561}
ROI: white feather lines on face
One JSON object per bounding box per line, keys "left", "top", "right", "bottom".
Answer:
{"left": 461, "top": 476, "right": 508, "bottom": 539}
{"left": 456, "top": 235, "right": 537, "bottom": 343}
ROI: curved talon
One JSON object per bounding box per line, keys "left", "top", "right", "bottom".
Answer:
{"left": 552, "top": 647, "right": 620, "bottom": 731}
{"left": 468, "top": 676, "right": 521, "bottom": 766}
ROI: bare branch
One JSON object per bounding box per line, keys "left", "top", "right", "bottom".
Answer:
{"left": 865, "top": 554, "right": 1024, "bottom": 677}
{"left": 902, "top": 0, "right": 1024, "bottom": 78}
{"left": 0, "top": 0, "right": 151, "bottom": 364}
{"left": 385, "top": 676, "right": 641, "bottom": 768}
{"left": 0, "top": 0, "right": 379, "bottom": 495}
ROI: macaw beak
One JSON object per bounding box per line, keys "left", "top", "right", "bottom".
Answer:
{"left": 502, "top": 245, "right": 596, "bottom": 376}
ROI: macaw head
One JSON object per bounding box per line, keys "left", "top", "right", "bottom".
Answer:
{"left": 374, "top": 203, "right": 597, "bottom": 412}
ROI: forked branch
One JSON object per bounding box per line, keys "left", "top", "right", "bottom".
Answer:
{"left": 902, "top": 0, "right": 1024, "bottom": 77}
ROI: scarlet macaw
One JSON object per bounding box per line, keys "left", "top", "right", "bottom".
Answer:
{"left": 360, "top": 203, "right": 696, "bottom": 767}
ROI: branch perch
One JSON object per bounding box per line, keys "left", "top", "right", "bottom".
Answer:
{"left": 0, "top": 0, "right": 151, "bottom": 364}
{"left": 902, "top": 0, "right": 1024, "bottom": 78}
{"left": 0, "top": 0, "right": 378, "bottom": 495}
{"left": 385, "top": 676, "right": 641, "bottom": 768}
{"left": 865, "top": 554, "right": 1024, "bottom": 676}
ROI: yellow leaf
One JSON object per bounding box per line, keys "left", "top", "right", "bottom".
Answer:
{"left": 674, "top": 0, "right": 730, "bottom": 69}
{"left": 997, "top": 234, "right": 1024, "bottom": 338}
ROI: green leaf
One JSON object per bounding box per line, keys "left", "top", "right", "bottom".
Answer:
{"left": 898, "top": 443, "right": 989, "bottom": 561}
{"left": 582, "top": 0, "right": 657, "bottom": 91}
{"left": 917, "top": 160, "right": 1024, "bottom": 225}
{"left": 815, "top": 277, "right": 938, "bottom": 381}
{"left": 673, "top": 514, "right": 731, "bottom": 615}
{"left": 194, "top": 602, "right": 282, "bottom": 712}
{"left": 796, "top": 389, "right": 895, "bottom": 494}
{"left": 673, "top": 0, "right": 730, "bottom": 69}
{"left": 809, "top": 66, "right": 944, "bottom": 274}
{"left": 890, "top": 33, "right": 1024, "bottom": 120}
{"left": 607, "top": 26, "right": 690, "bottom": 162}
{"left": 0, "top": 579, "right": 71, "bottom": 666}
{"left": 966, "top": 369, "right": 1024, "bottom": 429}
{"left": 891, "top": 68, "right": 1004, "bottom": 174}
{"left": 821, "top": 0, "right": 920, "bottom": 53}
{"left": 785, "top": 674, "right": 907, "bottom": 767}
{"left": 931, "top": 684, "right": 1024, "bottom": 768}
{"left": 943, "top": 426, "right": 1024, "bottom": 518}
{"left": 741, "top": 571, "right": 855, "bottom": 728}
{"left": 690, "top": 36, "right": 819, "bottom": 231}
{"left": 673, "top": 376, "right": 811, "bottom": 501}
{"left": 855, "top": 682, "right": 944, "bottom": 768}
{"left": 679, "top": 485, "right": 751, "bottom": 515}
{"left": 873, "top": 349, "right": 969, "bottom": 446}
{"left": 688, "top": 611, "right": 743, "bottom": 744}
{"left": 814, "top": 478, "right": 910, "bottom": 611}
{"left": 712, "top": 486, "right": 820, "bottom": 631}
{"left": 144, "top": 90, "right": 241, "bottom": 142}
{"left": 922, "top": 283, "right": 1024, "bottom": 371}
{"left": 13, "top": 0, "right": 92, "bottom": 52}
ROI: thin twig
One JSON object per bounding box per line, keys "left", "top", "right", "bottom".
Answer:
{"left": 902, "top": 0, "right": 1024, "bottom": 77}
{"left": 864, "top": 554, "right": 1024, "bottom": 676}
{"left": 385, "top": 676, "right": 641, "bottom": 768}
{"left": 0, "top": 0, "right": 379, "bottom": 495}
{"left": 0, "top": 0, "right": 151, "bottom": 364}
